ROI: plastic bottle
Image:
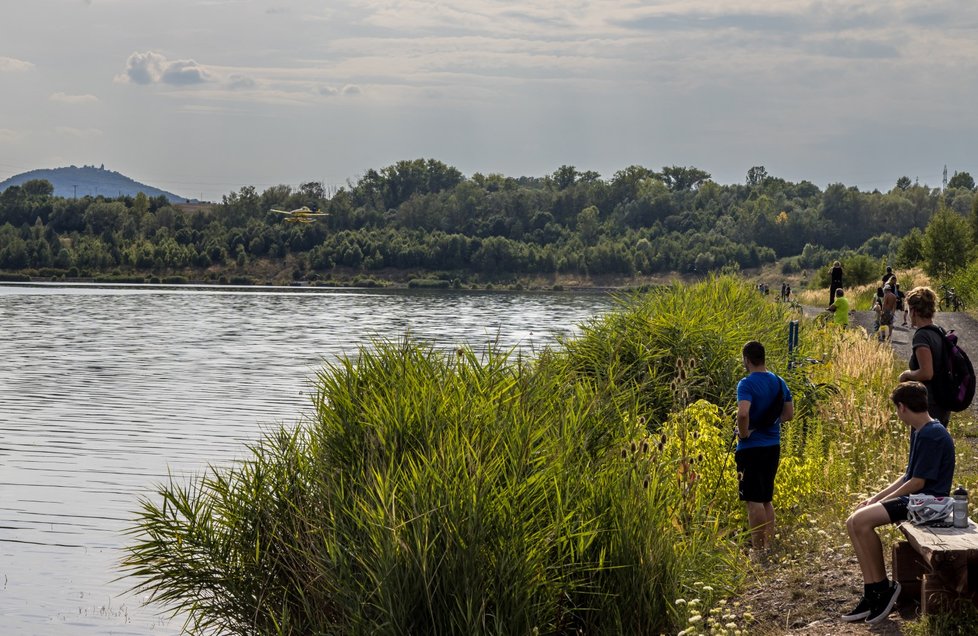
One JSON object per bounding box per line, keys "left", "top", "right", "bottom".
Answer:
{"left": 953, "top": 485, "right": 969, "bottom": 528}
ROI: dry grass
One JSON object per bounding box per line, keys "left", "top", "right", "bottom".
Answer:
{"left": 796, "top": 268, "right": 932, "bottom": 310}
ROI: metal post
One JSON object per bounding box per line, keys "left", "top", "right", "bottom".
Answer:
{"left": 788, "top": 320, "right": 799, "bottom": 369}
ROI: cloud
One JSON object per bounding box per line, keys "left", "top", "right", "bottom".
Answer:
{"left": 120, "top": 51, "right": 167, "bottom": 84}
{"left": 160, "top": 59, "right": 211, "bottom": 85}
{"left": 54, "top": 126, "right": 102, "bottom": 139}
{"left": 228, "top": 74, "right": 257, "bottom": 90}
{"left": 318, "top": 84, "right": 361, "bottom": 97}
{"left": 0, "top": 128, "right": 25, "bottom": 143}
{"left": 805, "top": 37, "right": 900, "bottom": 59}
{"left": 0, "top": 56, "right": 34, "bottom": 73}
{"left": 50, "top": 92, "right": 100, "bottom": 104}
{"left": 118, "top": 51, "right": 212, "bottom": 85}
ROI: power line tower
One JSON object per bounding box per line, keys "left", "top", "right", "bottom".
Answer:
{"left": 943, "top": 164, "right": 948, "bottom": 191}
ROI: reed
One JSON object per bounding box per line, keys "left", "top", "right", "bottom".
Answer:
{"left": 122, "top": 276, "right": 913, "bottom": 634}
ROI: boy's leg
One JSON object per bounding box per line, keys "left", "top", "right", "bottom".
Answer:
{"left": 846, "top": 502, "right": 893, "bottom": 583}
{"left": 746, "top": 501, "right": 774, "bottom": 550}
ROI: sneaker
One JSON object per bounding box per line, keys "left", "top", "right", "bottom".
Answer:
{"left": 841, "top": 596, "right": 872, "bottom": 622}
{"left": 865, "top": 581, "right": 901, "bottom": 624}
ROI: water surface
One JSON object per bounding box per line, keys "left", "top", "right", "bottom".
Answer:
{"left": 0, "top": 284, "right": 613, "bottom": 634}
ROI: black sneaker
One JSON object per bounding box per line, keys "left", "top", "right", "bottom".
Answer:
{"left": 865, "top": 581, "right": 901, "bottom": 624}
{"left": 841, "top": 596, "right": 872, "bottom": 622}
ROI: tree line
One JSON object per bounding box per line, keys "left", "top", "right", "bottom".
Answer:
{"left": 0, "top": 159, "right": 976, "bottom": 283}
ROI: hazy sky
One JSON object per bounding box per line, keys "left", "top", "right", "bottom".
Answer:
{"left": 2, "top": 0, "right": 976, "bottom": 201}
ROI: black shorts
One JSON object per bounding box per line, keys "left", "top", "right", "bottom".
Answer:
{"left": 735, "top": 444, "right": 780, "bottom": 503}
{"left": 881, "top": 496, "right": 909, "bottom": 523}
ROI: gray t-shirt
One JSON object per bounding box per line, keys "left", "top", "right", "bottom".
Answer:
{"left": 910, "top": 326, "right": 949, "bottom": 425}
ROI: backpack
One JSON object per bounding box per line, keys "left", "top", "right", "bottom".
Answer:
{"left": 920, "top": 325, "right": 976, "bottom": 412}
{"left": 749, "top": 384, "right": 785, "bottom": 430}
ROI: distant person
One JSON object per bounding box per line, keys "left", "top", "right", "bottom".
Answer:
{"left": 828, "top": 288, "right": 850, "bottom": 328}
{"left": 736, "top": 341, "right": 794, "bottom": 553}
{"left": 898, "top": 287, "right": 950, "bottom": 426}
{"left": 781, "top": 282, "right": 788, "bottom": 301}
{"left": 786, "top": 283, "right": 791, "bottom": 301}
{"left": 881, "top": 266, "right": 894, "bottom": 284}
{"left": 842, "top": 381, "right": 954, "bottom": 624}
{"left": 879, "top": 284, "right": 897, "bottom": 340}
{"left": 829, "top": 261, "right": 843, "bottom": 306}
{"left": 892, "top": 279, "right": 907, "bottom": 326}
{"left": 871, "top": 286, "right": 884, "bottom": 334}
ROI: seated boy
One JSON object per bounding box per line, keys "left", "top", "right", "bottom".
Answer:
{"left": 842, "top": 381, "right": 955, "bottom": 624}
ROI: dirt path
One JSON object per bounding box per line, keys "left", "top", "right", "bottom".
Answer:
{"left": 745, "top": 308, "right": 978, "bottom": 634}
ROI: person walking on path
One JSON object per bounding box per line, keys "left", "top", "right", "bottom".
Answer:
{"left": 828, "top": 288, "right": 850, "bottom": 328}
{"left": 881, "top": 266, "right": 893, "bottom": 284}
{"left": 898, "top": 286, "right": 950, "bottom": 426}
{"left": 879, "top": 283, "right": 898, "bottom": 341}
{"left": 842, "top": 381, "right": 955, "bottom": 625}
{"left": 829, "top": 261, "right": 844, "bottom": 306}
{"left": 735, "top": 341, "right": 794, "bottom": 553}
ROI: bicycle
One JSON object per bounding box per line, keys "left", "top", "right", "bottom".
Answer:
{"left": 939, "top": 285, "right": 964, "bottom": 312}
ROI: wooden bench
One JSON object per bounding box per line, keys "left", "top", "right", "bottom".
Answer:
{"left": 894, "top": 520, "right": 978, "bottom": 613}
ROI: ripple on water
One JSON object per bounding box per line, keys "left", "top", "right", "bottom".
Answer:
{"left": 0, "top": 284, "right": 611, "bottom": 634}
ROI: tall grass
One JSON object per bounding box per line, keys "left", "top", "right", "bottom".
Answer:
{"left": 797, "top": 267, "right": 930, "bottom": 310}
{"left": 122, "top": 276, "right": 913, "bottom": 634}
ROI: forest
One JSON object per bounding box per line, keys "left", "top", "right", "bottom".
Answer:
{"left": 0, "top": 160, "right": 976, "bottom": 286}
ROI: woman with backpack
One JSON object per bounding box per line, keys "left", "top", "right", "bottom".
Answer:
{"left": 898, "top": 287, "right": 950, "bottom": 426}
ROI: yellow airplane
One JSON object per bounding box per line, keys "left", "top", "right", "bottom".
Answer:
{"left": 271, "top": 206, "right": 329, "bottom": 223}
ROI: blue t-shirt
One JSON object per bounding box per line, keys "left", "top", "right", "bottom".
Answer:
{"left": 736, "top": 371, "right": 792, "bottom": 450}
{"left": 905, "top": 420, "right": 955, "bottom": 496}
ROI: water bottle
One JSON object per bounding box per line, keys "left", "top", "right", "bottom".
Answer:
{"left": 953, "top": 485, "right": 969, "bottom": 528}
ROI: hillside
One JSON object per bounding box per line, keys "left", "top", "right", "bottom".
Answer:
{"left": 0, "top": 165, "right": 194, "bottom": 203}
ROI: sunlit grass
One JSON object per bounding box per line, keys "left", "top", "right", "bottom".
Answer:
{"left": 796, "top": 267, "right": 931, "bottom": 310}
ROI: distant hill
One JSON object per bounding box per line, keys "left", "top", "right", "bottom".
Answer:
{"left": 0, "top": 165, "right": 195, "bottom": 203}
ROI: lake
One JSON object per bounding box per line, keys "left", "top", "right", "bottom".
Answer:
{"left": 0, "top": 283, "right": 614, "bottom": 635}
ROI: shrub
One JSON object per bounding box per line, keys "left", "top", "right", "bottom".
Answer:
{"left": 408, "top": 278, "right": 451, "bottom": 288}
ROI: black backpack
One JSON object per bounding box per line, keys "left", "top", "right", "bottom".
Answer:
{"left": 920, "top": 325, "right": 976, "bottom": 412}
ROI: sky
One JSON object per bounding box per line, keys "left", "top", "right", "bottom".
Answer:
{"left": 1, "top": 0, "right": 977, "bottom": 202}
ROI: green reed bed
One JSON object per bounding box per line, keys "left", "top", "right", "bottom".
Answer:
{"left": 122, "top": 276, "right": 911, "bottom": 635}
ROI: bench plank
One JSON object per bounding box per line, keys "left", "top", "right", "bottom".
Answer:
{"left": 898, "top": 520, "right": 978, "bottom": 596}
{"left": 899, "top": 520, "right": 978, "bottom": 552}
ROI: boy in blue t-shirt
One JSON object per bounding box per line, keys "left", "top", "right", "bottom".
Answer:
{"left": 842, "top": 381, "right": 956, "bottom": 625}
{"left": 735, "top": 340, "right": 794, "bottom": 552}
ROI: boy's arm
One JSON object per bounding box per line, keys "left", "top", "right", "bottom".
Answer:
{"left": 736, "top": 399, "right": 751, "bottom": 439}
{"left": 857, "top": 476, "right": 925, "bottom": 508}
{"left": 780, "top": 400, "right": 794, "bottom": 423}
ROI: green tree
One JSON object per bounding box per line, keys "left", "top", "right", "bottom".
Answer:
{"left": 895, "top": 176, "right": 912, "bottom": 191}
{"left": 922, "top": 206, "right": 974, "bottom": 276}
{"left": 659, "top": 165, "right": 711, "bottom": 192}
{"left": 576, "top": 206, "right": 600, "bottom": 245}
{"left": 971, "top": 193, "right": 978, "bottom": 245}
{"left": 948, "top": 171, "right": 975, "bottom": 191}
{"left": 746, "top": 166, "right": 768, "bottom": 187}
{"left": 551, "top": 165, "right": 578, "bottom": 190}
{"left": 21, "top": 179, "right": 55, "bottom": 197}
